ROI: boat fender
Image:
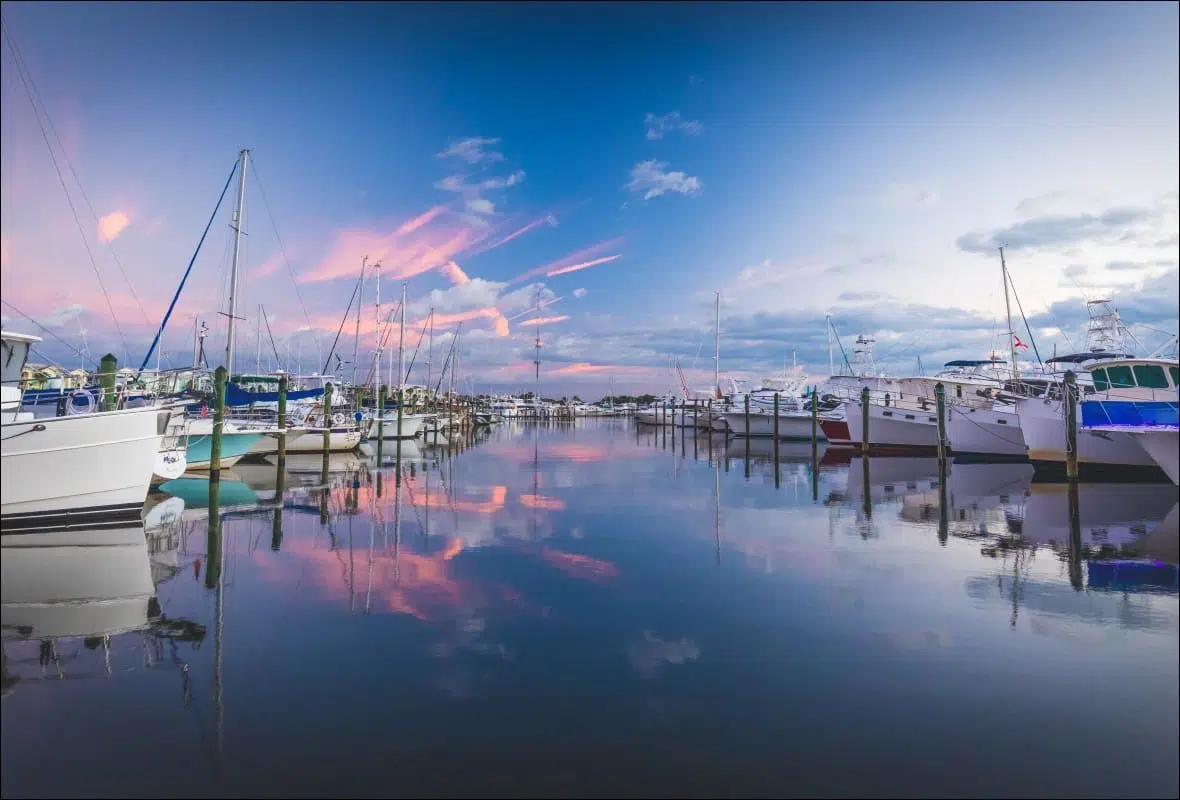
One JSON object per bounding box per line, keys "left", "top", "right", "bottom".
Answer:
{"left": 332, "top": 412, "right": 347, "bottom": 426}
{"left": 354, "top": 411, "right": 363, "bottom": 423}
{"left": 67, "top": 388, "right": 95, "bottom": 416}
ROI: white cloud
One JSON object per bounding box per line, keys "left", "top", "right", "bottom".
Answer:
{"left": 42, "top": 303, "right": 86, "bottom": 328}
{"left": 644, "top": 111, "right": 703, "bottom": 140}
{"left": 436, "top": 136, "right": 503, "bottom": 165}
{"left": 97, "top": 210, "right": 130, "bottom": 242}
{"left": 572, "top": 288, "right": 588, "bottom": 299}
{"left": 435, "top": 170, "right": 526, "bottom": 217}
{"left": 625, "top": 159, "right": 702, "bottom": 201}
{"left": 627, "top": 630, "right": 701, "bottom": 679}
{"left": 879, "top": 183, "right": 940, "bottom": 208}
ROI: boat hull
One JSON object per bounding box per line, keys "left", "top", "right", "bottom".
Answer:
{"left": 367, "top": 413, "right": 429, "bottom": 439}
{"left": 947, "top": 405, "right": 1027, "bottom": 461}
{"left": 819, "top": 418, "right": 852, "bottom": 446}
{"left": 182, "top": 429, "right": 264, "bottom": 470}
{"left": 1127, "top": 428, "right": 1180, "bottom": 485}
{"left": 288, "top": 428, "right": 362, "bottom": 452}
{"left": 722, "top": 411, "right": 823, "bottom": 439}
{"left": 845, "top": 400, "right": 939, "bottom": 453}
{"left": 1015, "top": 396, "right": 1159, "bottom": 476}
{"left": 1, "top": 406, "right": 168, "bottom": 527}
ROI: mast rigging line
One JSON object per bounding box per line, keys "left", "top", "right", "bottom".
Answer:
{"left": 401, "top": 310, "right": 434, "bottom": 387}
{"left": 248, "top": 160, "right": 323, "bottom": 361}
{"left": 0, "top": 298, "right": 95, "bottom": 368}
{"left": 137, "top": 159, "right": 239, "bottom": 375}
{"left": 261, "top": 305, "right": 282, "bottom": 368}
{"left": 320, "top": 271, "right": 365, "bottom": 376}
{"left": 2, "top": 19, "right": 130, "bottom": 364}
{"left": 1003, "top": 269, "right": 1044, "bottom": 371}
{"left": 360, "top": 299, "right": 404, "bottom": 389}
{"left": 1, "top": 18, "right": 152, "bottom": 330}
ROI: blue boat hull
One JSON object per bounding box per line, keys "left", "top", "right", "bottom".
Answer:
{"left": 183, "top": 432, "right": 263, "bottom": 470}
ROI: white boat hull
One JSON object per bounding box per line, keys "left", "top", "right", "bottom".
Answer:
{"left": 288, "top": 429, "right": 363, "bottom": 452}
{"left": 1127, "top": 428, "right": 1180, "bottom": 485}
{"left": 367, "top": 413, "right": 429, "bottom": 439}
{"left": 845, "top": 400, "right": 940, "bottom": 451}
{"left": 1, "top": 406, "right": 167, "bottom": 526}
{"left": 1015, "top": 396, "right": 1157, "bottom": 471}
{"left": 947, "top": 405, "right": 1027, "bottom": 460}
{"left": 722, "top": 411, "right": 822, "bottom": 439}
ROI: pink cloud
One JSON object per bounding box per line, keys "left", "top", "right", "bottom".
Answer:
{"left": 510, "top": 237, "right": 625, "bottom": 284}
{"left": 97, "top": 210, "right": 130, "bottom": 243}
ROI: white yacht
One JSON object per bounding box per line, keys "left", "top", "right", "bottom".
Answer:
{"left": 1080, "top": 357, "right": 1179, "bottom": 485}
{"left": 2, "top": 331, "right": 169, "bottom": 528}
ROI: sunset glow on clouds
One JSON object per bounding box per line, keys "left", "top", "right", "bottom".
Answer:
{"left": 1, "top": 3, "right": 1175, "bottom": 394}
{"left": 96, "top": 210, "right": 130, "bottom": 242}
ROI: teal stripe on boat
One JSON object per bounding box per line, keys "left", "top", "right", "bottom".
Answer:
{"left": 183, "top": 432, "right": 264, "bottom": 468}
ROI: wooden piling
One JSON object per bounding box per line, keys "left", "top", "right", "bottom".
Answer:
{"left": 811, "top": 388, "right": 819, "bottom": 465}
{"left": 206, "top": 366, "right": 226, "bottom": 590}
{"left": 707, "top": 399, "right": 714, "bottom": 462}
{"left": 321, "top": 382, "right": 333, "bottom": 487}
{"left": 272, "top": 374, "right": 288, "bottom": 551}
{"left": 860, "top": 387, "right": 870, "bottom": 454}
{"left": 98, "top": 353, "right": 118, "bottom": 412}
{"left": 937, "top": 460, "right": 949, "bottom": 546}
{"left": 935, "top": 382, "right": 948, "bottom": 466}
{"left": 773, "top": 393, "right": 781, "bottom": 489}
{"left": 1064, "top": 371, "right": 1079, "bottom": 482}
{"left": 395, "top": 386, "right": 404, "bottom": 486}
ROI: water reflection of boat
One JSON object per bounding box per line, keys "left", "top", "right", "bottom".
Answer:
{"left": 966, "top": 573, "right": 1175, "bottom": 628}
{"left": 2, "top": 523, "right": 156, "bottom": 641}
{"left": 1006, "top": 483, "right": 1178, "bottom": 558}
{"left": 284, "top": 451, "right": 368, "bottom": 475}
{"left": 1, "top": 519, "right": 206, "bottom": 697}
{"left": 157, "top": 475, "right": 262, "bottom": 518}
{"left": 726, "top": 438, "right": 828, "bottom": 463}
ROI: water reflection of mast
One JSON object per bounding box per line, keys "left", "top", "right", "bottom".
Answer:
{"left": 394, "top": 464, "right": 403, "bottom": 586}
{"left": 714, "top": 457, "right": 722, "bottom": 565}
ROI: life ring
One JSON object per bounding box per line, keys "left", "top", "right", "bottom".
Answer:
{"left": 67, "top": 389, "right": 95, "bottom": 416}
{"left": 332, "top": 412, "right": 347, "bottom": 426}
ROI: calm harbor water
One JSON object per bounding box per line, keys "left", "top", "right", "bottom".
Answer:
{"left": 3, "top": 420, "right": 1178, "bottom": 799}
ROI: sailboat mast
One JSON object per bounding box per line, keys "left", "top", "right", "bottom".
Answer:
{"left": 373, "top": 262, "right": 381, "bottom": 397}
{"left": 255, "top": 303, "right": 262, "bottom": 374}
{"left": 714, "top": 291, "right": 721, "bottom": 395}
{"left": 1000, "top": 246, "right": 1018, "bottom": 380}
{"left": 223, "top": 148, "right": 250, "bottom": 375}
{"left": 426, "top": 308, "right": 434, "bottom": 404}
{"left": 826, "top": 314, "right": 834, "bottom": 376}
{"left": 352, "top": 256, "right": 367, "bottom": 388}
{"left": 398, "top": 283, "right": 407, "bottom": 396}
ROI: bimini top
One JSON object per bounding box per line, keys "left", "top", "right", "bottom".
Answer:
{"left": 943, "top": 359, "right": 1005, "bottom": 367}
{"left": 1, "top": 330, "right": 43, "bottom": 345}
{"left": 1046, "top": 351, "right": 1134, "bottom": 365}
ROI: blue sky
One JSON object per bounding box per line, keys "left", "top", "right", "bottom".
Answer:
{"left": 2, "top": 1, "right": 1177, "bottom": 395}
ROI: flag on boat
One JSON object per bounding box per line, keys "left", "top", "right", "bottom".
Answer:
{"left": 1013, "top": 335, "right": 1029, "bottom": 351}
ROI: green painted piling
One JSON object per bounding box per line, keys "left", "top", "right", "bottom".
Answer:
{"left": 272, "top": 375, "right": 288, "bottom": 551}
{"left": 98, "top": 353, "right": 118, "bottom": 411}
{"left": 376, "top": 385, "right": 385, "bottom": 461}
{"left": 1064, "top": 371, "right": 1079, "bottom": 482}
{"left": 395, "top": 387, "right": 404, "bottom": 486}
{"left": 210, "top": 367, "right": 227, "bottom": 484}
{"left": 935, "top": 382, "right": 948, "bottom": 466}
{"left": 321, "top": 382, "right": 333, "bottom": 487}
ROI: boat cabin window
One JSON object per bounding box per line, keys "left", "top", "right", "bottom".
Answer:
{"left": 955, "top": 385, "right": 962, "bottom": 399}
{"left": 1171, "top": 366, "right": 1179, "bottom": 386}
{"left": 1133, "top": 364, "right": 1170, "bottom": 389}
{"left": 1092, "top": 365, "right": 1135, "bottom": 391}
